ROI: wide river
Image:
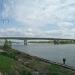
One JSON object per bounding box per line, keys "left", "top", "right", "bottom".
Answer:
{"left": 12, "top": 43, "right": 75, "bottom": 68}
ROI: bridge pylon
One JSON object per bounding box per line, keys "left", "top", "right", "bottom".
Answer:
{"left": 24, "top": 39, "right": 27, "bottom": 45}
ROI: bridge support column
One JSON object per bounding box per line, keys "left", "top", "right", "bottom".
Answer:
{"left": 24, "top": 39, "right": 27, "bottom": 45}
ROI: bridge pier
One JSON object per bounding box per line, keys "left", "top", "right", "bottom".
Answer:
{"left": 24, "top": 39, "right": 27, "bottom": 45}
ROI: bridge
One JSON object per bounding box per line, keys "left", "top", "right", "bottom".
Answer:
{"left": 0, "top": 37, "right": 75, "bottom": 45}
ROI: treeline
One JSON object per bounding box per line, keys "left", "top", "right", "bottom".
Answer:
{"left": 29, "top": 40, "right": 75, "bottom": 44}
{"left": 54, "top": 40, "right": 75, "bottom": 44}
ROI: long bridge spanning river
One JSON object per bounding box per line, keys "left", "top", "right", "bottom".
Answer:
{"left": 0, "top": 37, "right": 75, "bottom": 45}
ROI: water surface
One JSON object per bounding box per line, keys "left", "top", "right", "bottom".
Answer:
{"left": 12, "top": 43, "right": 75, "bottom": 68}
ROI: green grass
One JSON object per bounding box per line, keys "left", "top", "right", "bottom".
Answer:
{"left": 0, "top": 55, "right": 15, "bottom": 72}
{"left": 49, "top": 64, "right": 75, "bottom": 75}
{"left": 0, "top": 54, "right": 32, "bottom": 75}
{"left": 24, "top": 59, "right": 75, "bottom": 75}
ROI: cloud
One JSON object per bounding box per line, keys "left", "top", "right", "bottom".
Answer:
{"left": 0, "top": 28, "right": 23, "bottom": 36}
{"left": 0, "top": 0, "right": 75, "bottom": 38}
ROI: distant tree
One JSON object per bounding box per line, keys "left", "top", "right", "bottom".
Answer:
{"left": 8, "top": 40, "right": 12, "bottom": 48}
{"left": 3, "top": 39, "right": 12, "bottom": 50}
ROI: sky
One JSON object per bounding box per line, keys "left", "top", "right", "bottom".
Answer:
{"left": 0, "top": 0, "right": 75, "bottom": 38}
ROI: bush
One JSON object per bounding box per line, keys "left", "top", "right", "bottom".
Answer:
{"left": 3, "top": 39, "right": 12, "bottom": 50}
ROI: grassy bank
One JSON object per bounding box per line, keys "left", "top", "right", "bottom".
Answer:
{"left": 0, "top": 54, "right": 32, "bottom": 75}
{"left": 49, "top": 64, "right": 75, "bottom": 75}
{"left": 0, "top": 48, "right": 75, "bottom": 75}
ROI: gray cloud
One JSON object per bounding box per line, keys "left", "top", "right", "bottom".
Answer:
{"left": 0, "top": 0, "right": 75, "bottom": 38}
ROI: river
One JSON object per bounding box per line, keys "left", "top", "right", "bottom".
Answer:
{"left": 12, "top": 43, "right": 75, "bottom": 68}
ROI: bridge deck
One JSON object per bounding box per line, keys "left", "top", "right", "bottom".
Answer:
{"left": 0, "top": 37, "right": 74, "bottom": 40}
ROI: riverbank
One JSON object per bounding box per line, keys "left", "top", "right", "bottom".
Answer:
{"left": 0, "top": 50, "right": 32, "bottom": 75}
{"left": 0, "top": 47, "right": 75, "bottom": 75}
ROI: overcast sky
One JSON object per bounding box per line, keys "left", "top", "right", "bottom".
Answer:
{"left": 0, "top": 0, "right": 75, "bottom": 38}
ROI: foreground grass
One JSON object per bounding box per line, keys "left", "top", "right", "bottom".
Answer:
{"left": 0, "top": 55, "right": 14, "bottom": 72}
{"left": 25, "top": 59, "right": 75, "bottom": 75}
{"left": 0, "top": 54, "right": 32, "bottom": 75}
{"left": 49, "top": 64, "right": 75, "bottom": 75}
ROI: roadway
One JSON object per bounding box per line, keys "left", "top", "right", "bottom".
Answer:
{"left": 0, "top": 37, "right": 74, "bottom": 40}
